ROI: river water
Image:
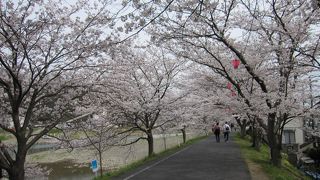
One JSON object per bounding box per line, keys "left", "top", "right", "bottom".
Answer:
{"left": 28, "top": 132, "right": 205, "bottom": 180}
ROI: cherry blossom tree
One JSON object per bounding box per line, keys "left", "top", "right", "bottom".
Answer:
{"left": 184, "top": 64, "right": 250, "bottom": 136}
{"left": 71, "top": 114, "right": 118, "bottom": 178}
{"left": 146, "top": 0, "right": 320, "bottom": 166}
{"left": 99, "top": 46, "right": 187, "bottom": 157}
{"left": 0, "top": 0, "right": 133, "bottom": 179}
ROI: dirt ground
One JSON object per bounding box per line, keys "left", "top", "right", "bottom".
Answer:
{"left": 245, "top": 159, "right": 270, "bottom": 180}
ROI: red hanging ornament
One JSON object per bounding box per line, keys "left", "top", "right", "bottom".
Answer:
{"left": 227, "top": 82, "right": 232, "bottom": 90}
{"left": 232, "top": 59, "right": 240, "bottom": 69}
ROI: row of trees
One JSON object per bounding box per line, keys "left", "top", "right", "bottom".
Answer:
{"left": 0, "top": 0, "right": 319, "bottom": 179}
{"left": 0, "top": 1, "right": 202, "bottom": 179}
{"left": 146, "top": 0, "right": 320, "bottom": 167}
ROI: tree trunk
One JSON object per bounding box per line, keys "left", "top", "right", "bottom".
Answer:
{"left": 251, "top": 132, "right": 256, "bottom": 148}
{"left": 253, "top": 127, "right": 262, "bottom": 151}
{"left": 269, "top": 140, "right": 281, "bottom": 167}
{"left": 147, "top": 130, "right": 154, "bottom": 157}
{"left": 99, "top": 150, "right": 103, "bottom": 177}
{"left": 251, "top": 122, "right": 256, "bottom": 147}
{"left": 163, "top": 135, "right": 167, "bottom": 150}
{"left": 9, "top": 162, "right": 25, "bottom": 180}
{"left": 240, "top": 125, "right": 246, "bottom": 138}
{"left": 181, "top": 128, "right": 186, "bottom": 144}
{"left": 267, "top": 113, "right": 282, "bottom": 167}
{"left": 8, "top": 148, "right": 27, "bottom": 180}
{"left": 250, "top": 119, "right": 262, "bottom": 151}
{"left": 235, "top": 117, "right": 247, "bottom": 138}
{"left": 6, "top": 132, "right": 28, "bottom": 180}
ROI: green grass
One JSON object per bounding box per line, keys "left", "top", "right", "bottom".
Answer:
{"left": 95, "top": 135, "right": 208, "bottom": 180}
{"left": 0, "top": 129, "right": 12, "bottom": 141}
{"left": 0, "top": 131, "right": 11, "bottom": 141}
{"left": 48, "top": 128, "right": 63, "bottom": 135}
{"left": 234, "top": 134, "right": 310, "bottom": 180}
{"left": 0, "top": 135, "right": 8, "bottom": 141}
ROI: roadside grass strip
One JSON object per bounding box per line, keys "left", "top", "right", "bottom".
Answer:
{"left": 234, "top": 134, "right": 310, "bottom": 180}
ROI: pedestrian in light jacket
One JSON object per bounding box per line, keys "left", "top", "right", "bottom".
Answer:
{"left": 223, "top": 122, "right": 231, "bottom": 142}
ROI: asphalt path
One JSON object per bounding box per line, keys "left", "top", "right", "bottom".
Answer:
{"left": 113, "top": 133, "right": 251, "bottom": 180}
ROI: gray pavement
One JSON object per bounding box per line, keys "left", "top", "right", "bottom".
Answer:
{"left": 113, "top": 134, "right": 251, "bottom": 180}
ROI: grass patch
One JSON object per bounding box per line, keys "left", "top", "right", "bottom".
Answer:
{"left": 0, "top": 134, "right": 9, "bottom": 141}
{"left": 48, "top": 128, "right": 63, "bottom": 135}
{"left": 95, "top": 135, "right": 208, "bottom": 180}
{"left": 0, "top": 129, "right": 12, "bottom": 141}
{"left": 234, "top": 134, "right": 310, "bottom": 180}
{"left": 0, "top": 135, "right": 7, "bottom": 141}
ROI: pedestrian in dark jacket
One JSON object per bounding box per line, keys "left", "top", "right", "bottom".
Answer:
{"left": 212, "top": 122, "right": 221, "bottom": 143}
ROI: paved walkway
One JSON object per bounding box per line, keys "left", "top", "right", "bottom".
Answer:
{"left": 113, "top": 134, "right": 251, "bottom": 180}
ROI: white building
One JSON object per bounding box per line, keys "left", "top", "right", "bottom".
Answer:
{"left": 282, "top": 118, "right": 305, "bottom": 145}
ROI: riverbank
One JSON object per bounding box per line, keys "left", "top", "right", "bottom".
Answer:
{"left": 26, "top": 132, "right": 205, "bottom": 179}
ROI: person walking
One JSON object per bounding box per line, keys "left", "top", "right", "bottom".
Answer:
{"left": 223, "top": 122, "right": 231, "bottom": 142}
{"left": 212, "top": 122, "right": 221, "bottom": 143}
